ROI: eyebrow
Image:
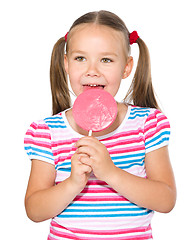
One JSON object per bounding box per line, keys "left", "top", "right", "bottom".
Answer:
{"left": 70, "top": 50, "right": 118, "bottom": 57}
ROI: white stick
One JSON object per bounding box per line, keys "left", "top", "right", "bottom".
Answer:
{"left": 88, "top": 130, "right": 92, "bottom": 136}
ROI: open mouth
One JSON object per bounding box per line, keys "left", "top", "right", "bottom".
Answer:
{"left": 83, "top": 84, "right": 105, "bottom": 91}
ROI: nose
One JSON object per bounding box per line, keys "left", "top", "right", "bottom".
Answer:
{"left": 85, "top": 61, "right": 100, "bottom": 77}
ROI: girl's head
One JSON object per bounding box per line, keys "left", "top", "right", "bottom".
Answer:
{"left": 64, "top": 23, "right": 133, "bottom": 98}
{"left": 50, "top": 10, "right": 158, "bottom": 115}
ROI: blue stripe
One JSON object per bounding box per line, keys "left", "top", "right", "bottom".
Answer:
{"left": 68, "top": 202, "right": 137, "bottom": 207}
{"left": 45, "top": 120, "right": 65, "bottom": 124}
{"left": 112, "top": 152, "right": 145, "bottom": 160}
{"left": 128, "top": 113, "right": 149, "bottom": 119}
{"left": 113, "top": 158, "right": 144, "bottom": 165}
{"left": 129, "top": 109, "right": 150, "bottom": 119}
{"left": 25, "top": 152, "right": 54, "bottom": 161}
{"left": 47, "top": 124, "right": 67, "bottom": 129}
{"left": 57, "top": 162, "right": 144, "bottom": 172}
{"left": 130, "top": 109, "right": 150, "bottom": 114}
{"left": 57, "top": 210, "right": 153, "bottom": 218}
{"left": 58, "top": 167, "right": 71, "bottom": 172}
{"left": 44, "top": 116, "right": 62, "bottom": 120}
{"left": 146, "top": 137, "right": 170, "bottom": 150}
{"left": 25, "top": 146, "right": 53, "bottom": 156}
{"left": 60, "top": 161, "right": 71, "bottom": 166}
{"left": 44, "top": 116, "right": 67, "bottom": 128}
{"left": 120, "top": 162, "right": 144, "bottom": 170}
{"left": 145, "top": 131, "right": 170, "bottom": 147}
{"left": 62, "top": 208, "right": 146, "bottom": 213}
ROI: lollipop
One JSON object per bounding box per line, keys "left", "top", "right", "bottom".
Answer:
{"left": 72, "top": 89, "right": 117, "bottom": 136}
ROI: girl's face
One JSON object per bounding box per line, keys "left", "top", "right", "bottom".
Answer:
{"left": 64, "top": 24, "right": 133, "bottom": 97}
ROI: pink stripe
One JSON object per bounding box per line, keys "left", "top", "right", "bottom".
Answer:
{"left": 54, "top": 144, "right": 145, "bottom": 162}
{"left": 73, "top": 196, "right": 128, "bottom": 201}
{"left": 53, "top": 148, "right": 75, "bottom": 156}
{"left": 105, "top": 136, "right": 144, "bottom": 149}
{"left": 145, "top": 123, "right": 170, "bottom": 140}
{"left": 157, "top": 113, "right": 167, "bottom": 121}
{"left": 49, "top": 221, "right": 152, "bottom": 239}
{"left": 30, "top": 122, "right": 49, "bottom": 130}
{"left": 52, "top": 139, "right": 79, "bottom": 147}
{"left": 144, "top": 121, "right": 156, "bottom": 133}
{"left": 145, "top": 110, "right": 167, "bottom": 126}
{"left": 144, "top": 119, "right": 169, "bottom": 134}
{"left": 55, "top": 214, "right": 153, "bottom": 225}
{"left": 51, "top": 221, "right": 151, "bottom": 234}
{"left": 55, "top": 156, "right": 74, "bottom": 165}
{"left": 81, "top": 187, "right": 117, "bottom": 194}
{"left": 86, "top": 180, "right": 107, "bottom": 186}
{"left": 25, "top": 129, "right": 51, "bottom": 139}
{"left": 144, "top": 113, "right": 156, "bottom": 124}
{"left": 55, "top": 156, "right": 70, "bottom": 165}
{"left": 109, "top": 145, "right": 144, "bottom": 154}
{"left": 101, "top": 129, "right": 144, "bottom": 142}
{"left": 53, "top": 131, "right": 143, "bottom": 150}
{"left": 49, "top": 227, "right": 76, "bottom": 239}
{"left": 24, "top": 138, "right": 51, "bottom": 149}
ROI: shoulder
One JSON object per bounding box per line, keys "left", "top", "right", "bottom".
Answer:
{"left": 128, "top": 105, "right": 169, "bottom": 125}
{"left": 28, "top": 111, "right": 67, "bottom": 131}
{"left": 24, "top": 111, "right": 67, "bottom": 143}
{"left": 128, "top": 105, "right": 162, "bottom": 116}
{"left": 128, "top": 105, "right": 152, "bottom": 119}
{"left": 43, "top": 111, "right": 67, "bottom": 129}
{"left": 24, "top": 112, "right": 67, "bottom": 164}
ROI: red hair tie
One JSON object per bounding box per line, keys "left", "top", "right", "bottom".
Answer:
{"left": 129, "top": 31, "right": 139, "bottom": 45}
{"left": 65, "top": 32, "right": 69, "bottom": 42}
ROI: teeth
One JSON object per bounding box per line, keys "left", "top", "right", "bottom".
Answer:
{"left": 87, "top": 84, "right": 104, "bottom": 87}
{"left": 84, "top": 84, "right": 104, "bottom": 88}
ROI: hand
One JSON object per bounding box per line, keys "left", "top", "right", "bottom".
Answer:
{"left": 75, "top": 136, "right": 117, "bottom": 182}
{"left": 69, "top": 152, "right": 92, "bottom": 192}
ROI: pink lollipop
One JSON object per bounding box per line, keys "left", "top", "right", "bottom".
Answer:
{"left": 72, "top": 89, "right": 117, "bottom": 136}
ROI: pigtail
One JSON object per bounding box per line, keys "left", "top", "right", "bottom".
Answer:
{"left": 50, "top": 37, "right": 71, "bottom": 115}
{"left": 124, "top": 38, "right": 159, "bottom": 109}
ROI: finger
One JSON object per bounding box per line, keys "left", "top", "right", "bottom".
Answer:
{"left": 80, "top": 163, "right": 92, "bottom": 174}
{"left": 77, "top": 146, "right": 95, "bottom": 156}
{"left": 79, "top": 156, "right": 93, "bottom": 167}
{"left": 75, "top": 136, "right": 99, "bottom": 148}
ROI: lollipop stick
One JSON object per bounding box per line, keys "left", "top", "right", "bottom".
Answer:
{"left": 88, "top": 130, "right": 92, "bottom": 136}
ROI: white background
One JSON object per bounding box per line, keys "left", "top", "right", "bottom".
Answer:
{"left": 0, "top": 0, "right": 195, "bottom": 239}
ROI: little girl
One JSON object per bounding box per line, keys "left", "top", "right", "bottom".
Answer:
{"left": 24, "top": 10, "right": 176, "bottom": 239}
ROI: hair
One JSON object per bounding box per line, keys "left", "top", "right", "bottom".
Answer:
{"left": 50, "top": 10, "right": 159, "bottom": 115}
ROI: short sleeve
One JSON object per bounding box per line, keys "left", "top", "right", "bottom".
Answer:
{"left": 144, "top": 109, "right": 171, "bottom": 153}
{"left": 24, "top": 120, "right": 55, "bottom": 165}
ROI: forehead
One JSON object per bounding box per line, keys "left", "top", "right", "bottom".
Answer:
{"left": 68, "top": 24, "right": 128, "bottom": 56}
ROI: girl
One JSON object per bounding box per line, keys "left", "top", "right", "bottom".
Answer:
{"left": 24, "top": 10, "right": 176, "bottom": 239}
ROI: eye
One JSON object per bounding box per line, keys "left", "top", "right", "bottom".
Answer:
{"left": 101, "top": 58, "right": 113, "bottom": 63}
{"left": 75, "top": 56, "right": 86, "bottom": 62}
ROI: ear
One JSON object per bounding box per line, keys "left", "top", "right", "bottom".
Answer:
{"left": 122, "top": 56, "right": 133, "bottom": 79}
{"left": 64, "top": 54, "right": 69, "bottom": 73}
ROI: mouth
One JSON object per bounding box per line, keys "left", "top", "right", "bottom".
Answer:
{"left": 83, "top": 84, "right": 105, "bottom": 91}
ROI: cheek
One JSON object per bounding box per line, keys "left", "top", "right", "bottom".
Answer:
{"left": 107, "top": 68, "right": 124, "bottom": 83}
{"left": 69, "top": 63, "right": 86, "bottom": 77}
{"left": 68, "top": 64, "right": 81, "bottom": 80}
{"left": 105, "top": 74, "right": 122, "bottom": 96}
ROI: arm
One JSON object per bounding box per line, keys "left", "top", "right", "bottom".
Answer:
{"left": 76, "top": 137, "right": 176, "bottom": 213}
{"left": 25, "top": 155, "right": 91, "bottom": 222}
{"left": 106, "top": 146, "right": 176, "bottom": 213}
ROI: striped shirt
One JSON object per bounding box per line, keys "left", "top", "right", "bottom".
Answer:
{"left": 24, "top": 105, "right": 170, "bottom": 239}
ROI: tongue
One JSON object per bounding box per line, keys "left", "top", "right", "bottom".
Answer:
{"left": 84, "top": 85, "right": 104, "bottom": 91}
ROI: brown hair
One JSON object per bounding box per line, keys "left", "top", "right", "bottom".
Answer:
{"left": 50, "top": 10, "right": 159, "bottom": 115}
